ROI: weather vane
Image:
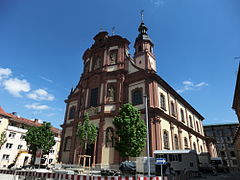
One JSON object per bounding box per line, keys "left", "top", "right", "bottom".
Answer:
{"left": 112, "top": 27, "right": 116, "bottom": 36}
{"left": 140, "top": 10, "right": 144, "bottom": 23}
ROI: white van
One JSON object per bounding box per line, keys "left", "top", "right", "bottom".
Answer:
{"left": 153, "top": 150, "right": 199, "bottom": 172}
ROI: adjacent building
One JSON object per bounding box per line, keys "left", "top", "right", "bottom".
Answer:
{"left": 232, "top": 63, "right": 240, "bottom": 170}
{"left": 0, "top": 106, "right": 61, "bottom": 168}
{"left": 204, "top": 123, "right": 239, "bottom": 171}
{"left": 59, "top": 20, "right": 209, "bottom": 169}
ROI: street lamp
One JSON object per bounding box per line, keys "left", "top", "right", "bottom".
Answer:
{"left": 144, "top": 95, "right": 151, "bottom": 178}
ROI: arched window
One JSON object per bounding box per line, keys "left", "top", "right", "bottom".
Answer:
{"left": 184, "top": 137, "right": 188, "bottom": 149}
{"left": 132, "top": 88, "right": 143, "bottom": 105}
{"left": 105, "top": 127, "right": 114, "bottom": 147}
{"left": 180, "top": 109, "right": 185, "bottom": 122}
{"left": 174, "top": 135, "right": 179, "bottom": 150}
{"left": 138, "top": 45, "right": 142, "bottom": 52}
{"left": 160, "top": 94, "right": 166, "bottom": 109}
{"left": 193, "top": 142, "right": 197, "bottom": 151}
{"left": 68, "top": 106, "right": 76, "bottom": 120}
{"left": 163, "top": 130, "right": 169, "bottom": 149}
{"left": 189, "top": 115, "right": 193, "bottom": 127}
{"left": 170, "top": 102, "right": 175, "bottom": 116}
{"left": 64, "top": 136, "right": 72, "bottom": 151}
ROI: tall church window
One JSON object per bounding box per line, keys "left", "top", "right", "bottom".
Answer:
{"left": 193, "top": 142, "right": 197, "bottom": 151}
{"left": 64, "top": 136, "right": 72, "bottom": 151}
{"left": 160, "top": 94, "right": 166, "bottom": 110}
{"left": 200, "top": 145, "right": 203, "bottom": 152}
{"left": 132, "top": 88, "right": 143, "bottom": 105}
{"left": 170, "top": 102, "right": 176, "bottom": 116}
{"left": 184, "top": 137, "right": 188, "bottom": 149}
{"left": 189, "top": 115, "right": 193, "bottom": 127}
{"left": 180, "top": 109, "right": 185, "bottom": 123}
{"left": 163, "top": 130, "right": 169, "bottom": 149}
{"left": 105, "top": 127, "right": 114, "bottom": 147}
{"left": 90, "top": 88, "right": 99, "bottom": 107}
{"left": 68, "top": 106, "right": 76, "bottom": 120}
{"left": 138, "top": 45, "right": 142, "bottom": 52}
{"left": 174, "top": 135, "right": 179, "bottom": 150}
{"left": 196, "top": 121, "right": 199, "bottom": 132}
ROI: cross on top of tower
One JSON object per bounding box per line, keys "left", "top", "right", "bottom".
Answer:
{"left": 140, "top": 10, "right": 144, "bottom": 23}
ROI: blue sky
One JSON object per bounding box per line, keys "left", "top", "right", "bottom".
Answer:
{"left": 0, "top": 0, "right": 240, "bottom": 128}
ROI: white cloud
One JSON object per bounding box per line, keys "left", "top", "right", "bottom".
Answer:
{"left": 0, "top": 68, "right": 12, "bottom": 80}
{"left": 40, "top": 76, "right": 53, "bottom": 83}
{"left": 25, "top": 103, "right": 49, "bottom": 110}
{"left": 3, "top": 78, "right": 31, "bottom": 97}
{"left": 177, "top": 80, "right": 208, "bottom": 93}
{"left": 150, "top": 0, "right": 164, "bottom": 7}
{"left": 195, "top": 82, "right": 208, "bottom": 87}
{"left": 27, "top": 89, "right": 54, "bottom": 101}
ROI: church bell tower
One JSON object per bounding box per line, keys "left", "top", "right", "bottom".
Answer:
{"left": 134, "top": 10, "right": 156, "bottom": 72}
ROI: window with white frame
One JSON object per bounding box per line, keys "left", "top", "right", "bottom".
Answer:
{"left": 9, "top": 132, "right": 16, "bottom": 138}
{"left": 2, "top": 154, "right": 9, "bottom": 160}
{"left": 17, "top": 145, "right": 22, "bottom": 149}
{"left": 5, "top": 143, "right": 13, "bottom": 149}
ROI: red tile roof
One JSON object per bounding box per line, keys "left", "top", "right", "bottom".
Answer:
{"left": 0, "top": 106, "right": 61, "bottom": 134}
{"left": 0, "top": 106, "right": 11, "bottom": 118}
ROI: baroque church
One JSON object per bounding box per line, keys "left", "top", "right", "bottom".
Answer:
{"left": 59, "top": 19, "right": 209, "bottom": 168}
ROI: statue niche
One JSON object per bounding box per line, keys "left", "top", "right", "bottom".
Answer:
{"left": 93, "top": 56, "right": 102, "bottom": 70}
{"left": 109, "top": 50, "right": 118, "bottom": 65}
{"left": 107, "top": 85, "right": 115, "bottom": 102}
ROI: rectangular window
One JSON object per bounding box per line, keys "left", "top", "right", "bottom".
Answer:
{"left": 132, "top": 89, "right": 143, "bottom": 105}
{"left": 20, "top": 135, "right": 25, "bottom": 140}
{"left": 9, "top": 132, "right": 16, "bottom": 138}
{"left": 6, "top": 143, "right": 13, "bottom": 149}
{"left": 17, "top": 145, "right": 22, "bottom": 149}
{"left": 2, "top": 154, "right": 9, "bottom": 160}
{"left": 90, "top": 88, "right": 99, "bottom": 107}
{"left": 64, "top": 137, "right": 72, "bottom": 151}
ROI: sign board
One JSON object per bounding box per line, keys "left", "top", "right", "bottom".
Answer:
{"left": 156, "top": 158, "right": 166, "bottom": 165}
{"left": 34, "top": 149, "right": 42, "bottom": 165}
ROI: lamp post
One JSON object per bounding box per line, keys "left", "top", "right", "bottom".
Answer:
{"left": 144, "top": 95, "right": 151, "bottom": 178}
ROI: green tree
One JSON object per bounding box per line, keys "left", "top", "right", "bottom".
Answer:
{"left": 77, "top": 113, "right": 97, "bottom": 153}
{"left": 0, "top": 131, "right": 7, "bottom": 149}
{"left": 113, "top": 103, "right": 147, "bottom": 159}
{"left": 24, "top": 122, "right": 56, "bottom": 164}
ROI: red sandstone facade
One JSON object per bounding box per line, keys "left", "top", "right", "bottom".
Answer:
{"left": 59, "top": 22, "right": 208, "bottom": 168}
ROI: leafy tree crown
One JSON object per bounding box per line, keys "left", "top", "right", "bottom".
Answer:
{"left": 113, "top": 103, "right": 147, "bottom": 158}
{"left": 24, "top": 122, "right": 56, "bottom": 156}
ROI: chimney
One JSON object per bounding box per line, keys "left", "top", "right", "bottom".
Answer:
{"left": 12, "top": 112, "right": 17, "bottom": 116}
{"left": 34, "top": 119, "right": 38, "bottom": 123}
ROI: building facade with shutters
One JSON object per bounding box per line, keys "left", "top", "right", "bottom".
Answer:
{"left": 0, "top": 106, "right": 61, "bottom": 168}
{"left": 59, "top": 21, "right": 209, "bottom": 168}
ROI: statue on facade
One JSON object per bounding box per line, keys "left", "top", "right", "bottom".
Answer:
{"left": 107, "top": 86, "right": 115, "bottom": 102}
